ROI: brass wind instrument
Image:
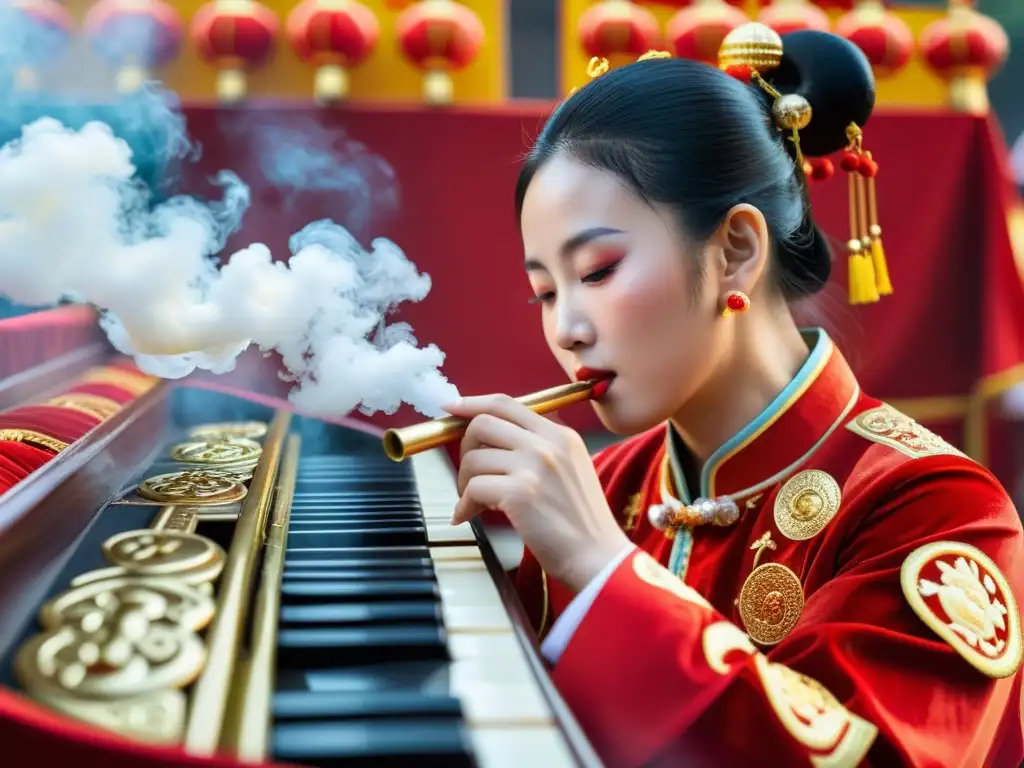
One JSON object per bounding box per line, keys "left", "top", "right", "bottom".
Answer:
{"left": 382, "top": 378, "right": 606, "bottom": 461}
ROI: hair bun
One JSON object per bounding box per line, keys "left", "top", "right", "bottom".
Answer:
{"left": 767, "top": 30, "right": 876, "bottom": 157}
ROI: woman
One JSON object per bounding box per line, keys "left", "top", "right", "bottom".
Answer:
{"left": 444, "top": 25, "right": 1024, "bottom": 768}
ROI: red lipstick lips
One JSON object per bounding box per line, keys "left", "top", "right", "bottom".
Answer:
{"left": 575, "top": 367, "right": 615, "bottom": 399}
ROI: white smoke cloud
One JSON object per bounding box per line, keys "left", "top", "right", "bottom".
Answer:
{"left": 0, "top": 115, "right": 459, "bottom": 418}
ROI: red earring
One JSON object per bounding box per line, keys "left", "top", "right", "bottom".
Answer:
{"left": 721, "top": 291, "right": 750, "bottom": 318}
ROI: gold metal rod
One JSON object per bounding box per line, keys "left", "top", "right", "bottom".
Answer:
{"left": 382, "top": 378, "right": 604, "bottom": 461}
{"left": 183, "top": 409, "right": 292, "bottom": 755}
{"left": 227, "top": 433, "right": 300, "bottom": 761}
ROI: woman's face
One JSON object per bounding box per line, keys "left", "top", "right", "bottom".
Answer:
{"left": 519, "top": 153, "right": 725, "bottom": 435}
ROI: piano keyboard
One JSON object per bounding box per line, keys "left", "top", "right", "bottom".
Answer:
{"left": 271, "top": 446, "right": 582, "bottom": 767}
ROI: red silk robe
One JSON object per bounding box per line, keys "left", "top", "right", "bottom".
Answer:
{"left": 517, "top": 331, "right": 1024, "bottom": 768}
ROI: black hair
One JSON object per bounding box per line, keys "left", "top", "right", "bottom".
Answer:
{"left": 515, "top": 30, "right": 876, "bottom": 301}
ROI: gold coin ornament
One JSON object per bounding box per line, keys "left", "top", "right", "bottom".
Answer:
{"left": 738, "top": 562, "right": 805, "bottom": 646}
{"left": 137, "top": 470, "right": 247, "bottom": 505}
{"left": 901, "top": 540, "right": 1022, "bottom": 679}
{"left": 774, "top": 470, "right": 842, "bottom": 541}
{"left": 39, "top": 576, "right": 216, "bottom": 633}
{"left": 188, "top": 421, "right": 267, "bottom": 440}
{"left": 102, "top": 530, "right": 225, "bottom": 579}
{"left": 170, "top": 437, "right": 262, "bottom": 466}
{"left": 16, "top": 593, "right": 208, "bottom": 699}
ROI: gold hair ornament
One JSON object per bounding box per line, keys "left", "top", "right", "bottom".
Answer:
{"left": 717, "top": 22, "right": 892, "bottom": 307}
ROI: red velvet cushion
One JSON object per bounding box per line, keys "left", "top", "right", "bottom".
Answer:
{"left": 63, "top": 382, "right": 139, "bottom": 405}
{"left": 0, "top": 440, "right": 54, "bottom": 473}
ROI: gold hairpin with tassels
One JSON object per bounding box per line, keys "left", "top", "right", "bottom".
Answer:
{"left": 718, "top": 22, "right": 892, "bottom": 306}
{"left": 840, "top": 124, "right": 892, "bottom": 305}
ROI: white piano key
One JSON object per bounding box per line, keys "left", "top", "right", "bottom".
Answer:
{"left": 470, "top": 727, "right": 580, "bottom": 768}
{"left": 448, "top": 658, "right": 553, "bottom": 725}
{"left": 430, "top": 545, "right": 483, "bottom": 562}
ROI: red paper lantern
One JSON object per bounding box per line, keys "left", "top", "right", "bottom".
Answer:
{"left": 835, "top": 0, "right": 912, "bottom": 78}
{"left": 667, "top": 0, "right": 750, "bottom": 66}
{"left": 758, "top": 0, "right": 830, "bottom": 36}
{"left": 396, "top": 0, "right": 485, "bottom": 106}
{"left": 191, "top": 0, "right": 279, "bottom": 103}
{"left": 6, "top": 0, "right": 74, "bottom": 90}
{"left": 920, "top": 1, "right": 1008, "bottom": 115}
{"left": 287, "top": 0, "right": 379, "bottom": 103}
{"left": 83, "top": 0, "right": 184, "bottom": 93}
{"left": 577, "top": 0, "right": 662, "bottom": 66}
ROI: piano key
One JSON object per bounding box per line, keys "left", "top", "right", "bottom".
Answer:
{"left": 272, "top": 719, "right": 474, "bottom": 767}
{"left": 285, "top": 556, "right": 434, "bottom": 569}
{"left": 285, "top": 528, "right": 428, "bottom": 548}
{"left": 280, "top": 601, "right": 442, "bottom": 626}
{"left": 285, "top": 545, "right": 430, "bottom": 561}
{"left": 470, "top": 728, "right": 579, "bottom": 768}
{"left": 282, "top": 567, "right": 436, "bottom": 581}
{"left": 281, "top": 580, "right": 439, "bottom": 600}
{"left": 277, "top": 625, "right": 448, "bottom": 666}
{"left": 273, "top": 689, "right": 463, "bottom": 720}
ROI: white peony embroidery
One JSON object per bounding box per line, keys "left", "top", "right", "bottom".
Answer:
{"left": 918, "top": 556, "right": 1009, "bottom": 659}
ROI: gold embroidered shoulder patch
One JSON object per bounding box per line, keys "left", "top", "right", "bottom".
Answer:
{"left": 846, "top": 404, "right": 966, "bottom": 460}
{"left": 901, "top": 540, "right": 1022, "bottom": 679}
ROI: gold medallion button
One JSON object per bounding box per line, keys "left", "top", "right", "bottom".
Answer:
{"left": 170, "top": 437, "right": 262, "bottom": 466}
{"left": 738, "top": 563, "right": 805, "bottom": 646}
{"left": 188, "top": 421, "right": 267, "bottom": 440}
{"left": 774, "top": 470, "right": 842, "bottom": 541}
{"left": 137, "top": 470, "right": 247, "bottom": 505}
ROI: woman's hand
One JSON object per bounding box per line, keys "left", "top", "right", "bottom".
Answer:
{"left": 445, "top": 394, "right": 633, "bottom": 593}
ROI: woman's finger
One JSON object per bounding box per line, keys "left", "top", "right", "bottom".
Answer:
{"left": 452, "top": 474, "right": 516, "bottom": 526}
{"left": 446, "top": 393, "right": 558, "bottom": 436}
{"left": 457, "top": 447, "right": 513, "bottom": 496}
{"left": 459, "top": 413, "right": 533, "bottom": 459}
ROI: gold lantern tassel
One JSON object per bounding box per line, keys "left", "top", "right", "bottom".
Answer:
{"left": 864, "top": 150, "right": 893, "bottom": 296}
{"left": 847, "top": 171, "right": 873, "bottom": 305}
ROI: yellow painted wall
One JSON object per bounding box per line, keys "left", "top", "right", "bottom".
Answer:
{"left": 561, "top": 1, "right": 953, "bottom": 110}
{"left": 61, "top": 0, "right": 507, "bottom": 104}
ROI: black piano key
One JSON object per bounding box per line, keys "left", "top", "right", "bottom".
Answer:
{"left": 279, "top": 601, "right": 441, "bottom": 625}
{"left": 272, "top": 720, "right": 474, "bottom": 767}
{"left": 277, "top": 625, "right": 448, "bottom": 665}
{"left": 273, "top": 690, "right": 462, "bottom": 720}
{"left": 282, "top": 567, "right": 436, "bottom": 581}
{"left": 285, "top": 528, "right": 428, "bottom": 548}
{"left": 285, "top": 546, "right": 430, "bottom": 561}
{"left": 287, "top": 518, "right": 425, "bottom": 530}
{"left": 285, "top": 556, "right": 433, "bottom": 569}
{"left": 281, "top": 580, "right": 439, "bottom": 600}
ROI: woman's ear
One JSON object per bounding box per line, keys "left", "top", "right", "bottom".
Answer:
{"left": 713, "top": 204, "right": 771, "bottom": 293}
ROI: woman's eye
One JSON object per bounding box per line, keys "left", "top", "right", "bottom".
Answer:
{"left": 528, "top": 291, "right": 555, "bottom": 305}
{"left": 582, "top": 262, "right": 620, "bottom": 284}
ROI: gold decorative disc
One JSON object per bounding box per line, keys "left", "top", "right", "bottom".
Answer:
{"left": 738, "top": 563, "right": 805, "bottom": 646}
{"left": 137, "top": 470, "right": 247, "bottom": 505}
{"left": 773, "top": 470, "right": 841, "bottom": 541}
{"left": 169, "top": 437, "right": 262, "bottom": 466}
{"left": 45, "top": 394, "right": 122, "bottom": 420}
{"left": 0, "top": 428, "right": 68, "bottom": 453}
{"left": 188, "top": 421, "right": 267, "bottom": 440}
{"left": 102, "top": 530, "right": 225, "bottom": 579}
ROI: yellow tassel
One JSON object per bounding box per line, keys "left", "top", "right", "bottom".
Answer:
{"left": 864, "top": 153, "right": 893, "bottom": 297}
{"left": 870, "top": 233, "right": 892, "bottom": 296}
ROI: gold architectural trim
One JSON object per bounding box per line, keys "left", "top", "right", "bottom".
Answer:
{"left": 225, "top": 433, "right": 300, "bottom": 759}
{"left": 183, "top": 410, "right": 291, "bottom": 755}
